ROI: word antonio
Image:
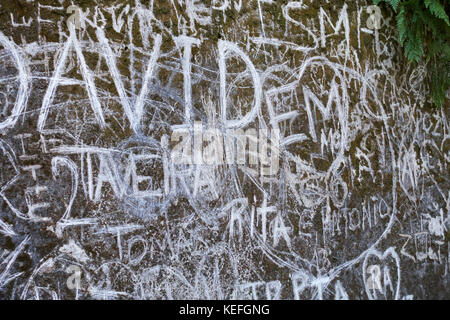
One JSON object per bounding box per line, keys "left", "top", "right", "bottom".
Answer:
{"left": 170, "top": 121, "right": 280, "bottom": 176}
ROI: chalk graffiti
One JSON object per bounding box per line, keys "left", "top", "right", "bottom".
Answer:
{"left": 0, "top": 0, "right": 448, "bottom": 300}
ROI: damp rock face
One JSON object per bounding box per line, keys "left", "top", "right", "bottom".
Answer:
{"left": 0, "top": 0, "right": 448, "bottom": 300}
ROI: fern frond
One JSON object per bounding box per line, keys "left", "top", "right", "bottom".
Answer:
{"left": 388, "top": 0, "right": 402, "bottom": 11}
{"left": 424, "top": 0, "right": 450, "bottom": 25}
{"left": 397, "top": 6, "right": 408, "bottom": 45}
{"left": 375, "top": 0, "right": 402, "bottom": 11}
{"left": 374, "top": 0, "right": 449, "bottom": 108}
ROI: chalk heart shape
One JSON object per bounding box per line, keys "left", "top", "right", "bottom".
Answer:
{"left": 362, "top": 247, "right": 401, "bottom": 300}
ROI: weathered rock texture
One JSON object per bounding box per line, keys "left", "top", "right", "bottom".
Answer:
{"left": 0, "top": 0, "right": 448, "bottom": 299}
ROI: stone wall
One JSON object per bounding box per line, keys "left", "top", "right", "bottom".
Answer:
{"left": 0, "top": 0, "right": 448, "bottom": 299}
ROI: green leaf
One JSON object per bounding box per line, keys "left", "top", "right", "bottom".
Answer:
{"left": 397, "top": 6, "right": 408, "bottom": 45}
{"left": 389, "top": 0, "right": 402, "bottom": 11}
{"left": 375, "top": 0, "right": 449, "bottom": 108}
{"left": 373, "top": 0, "right": 401, "bottom": 11}
{"left": 424, "top": 0, "right": 450, "bottom": 25}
